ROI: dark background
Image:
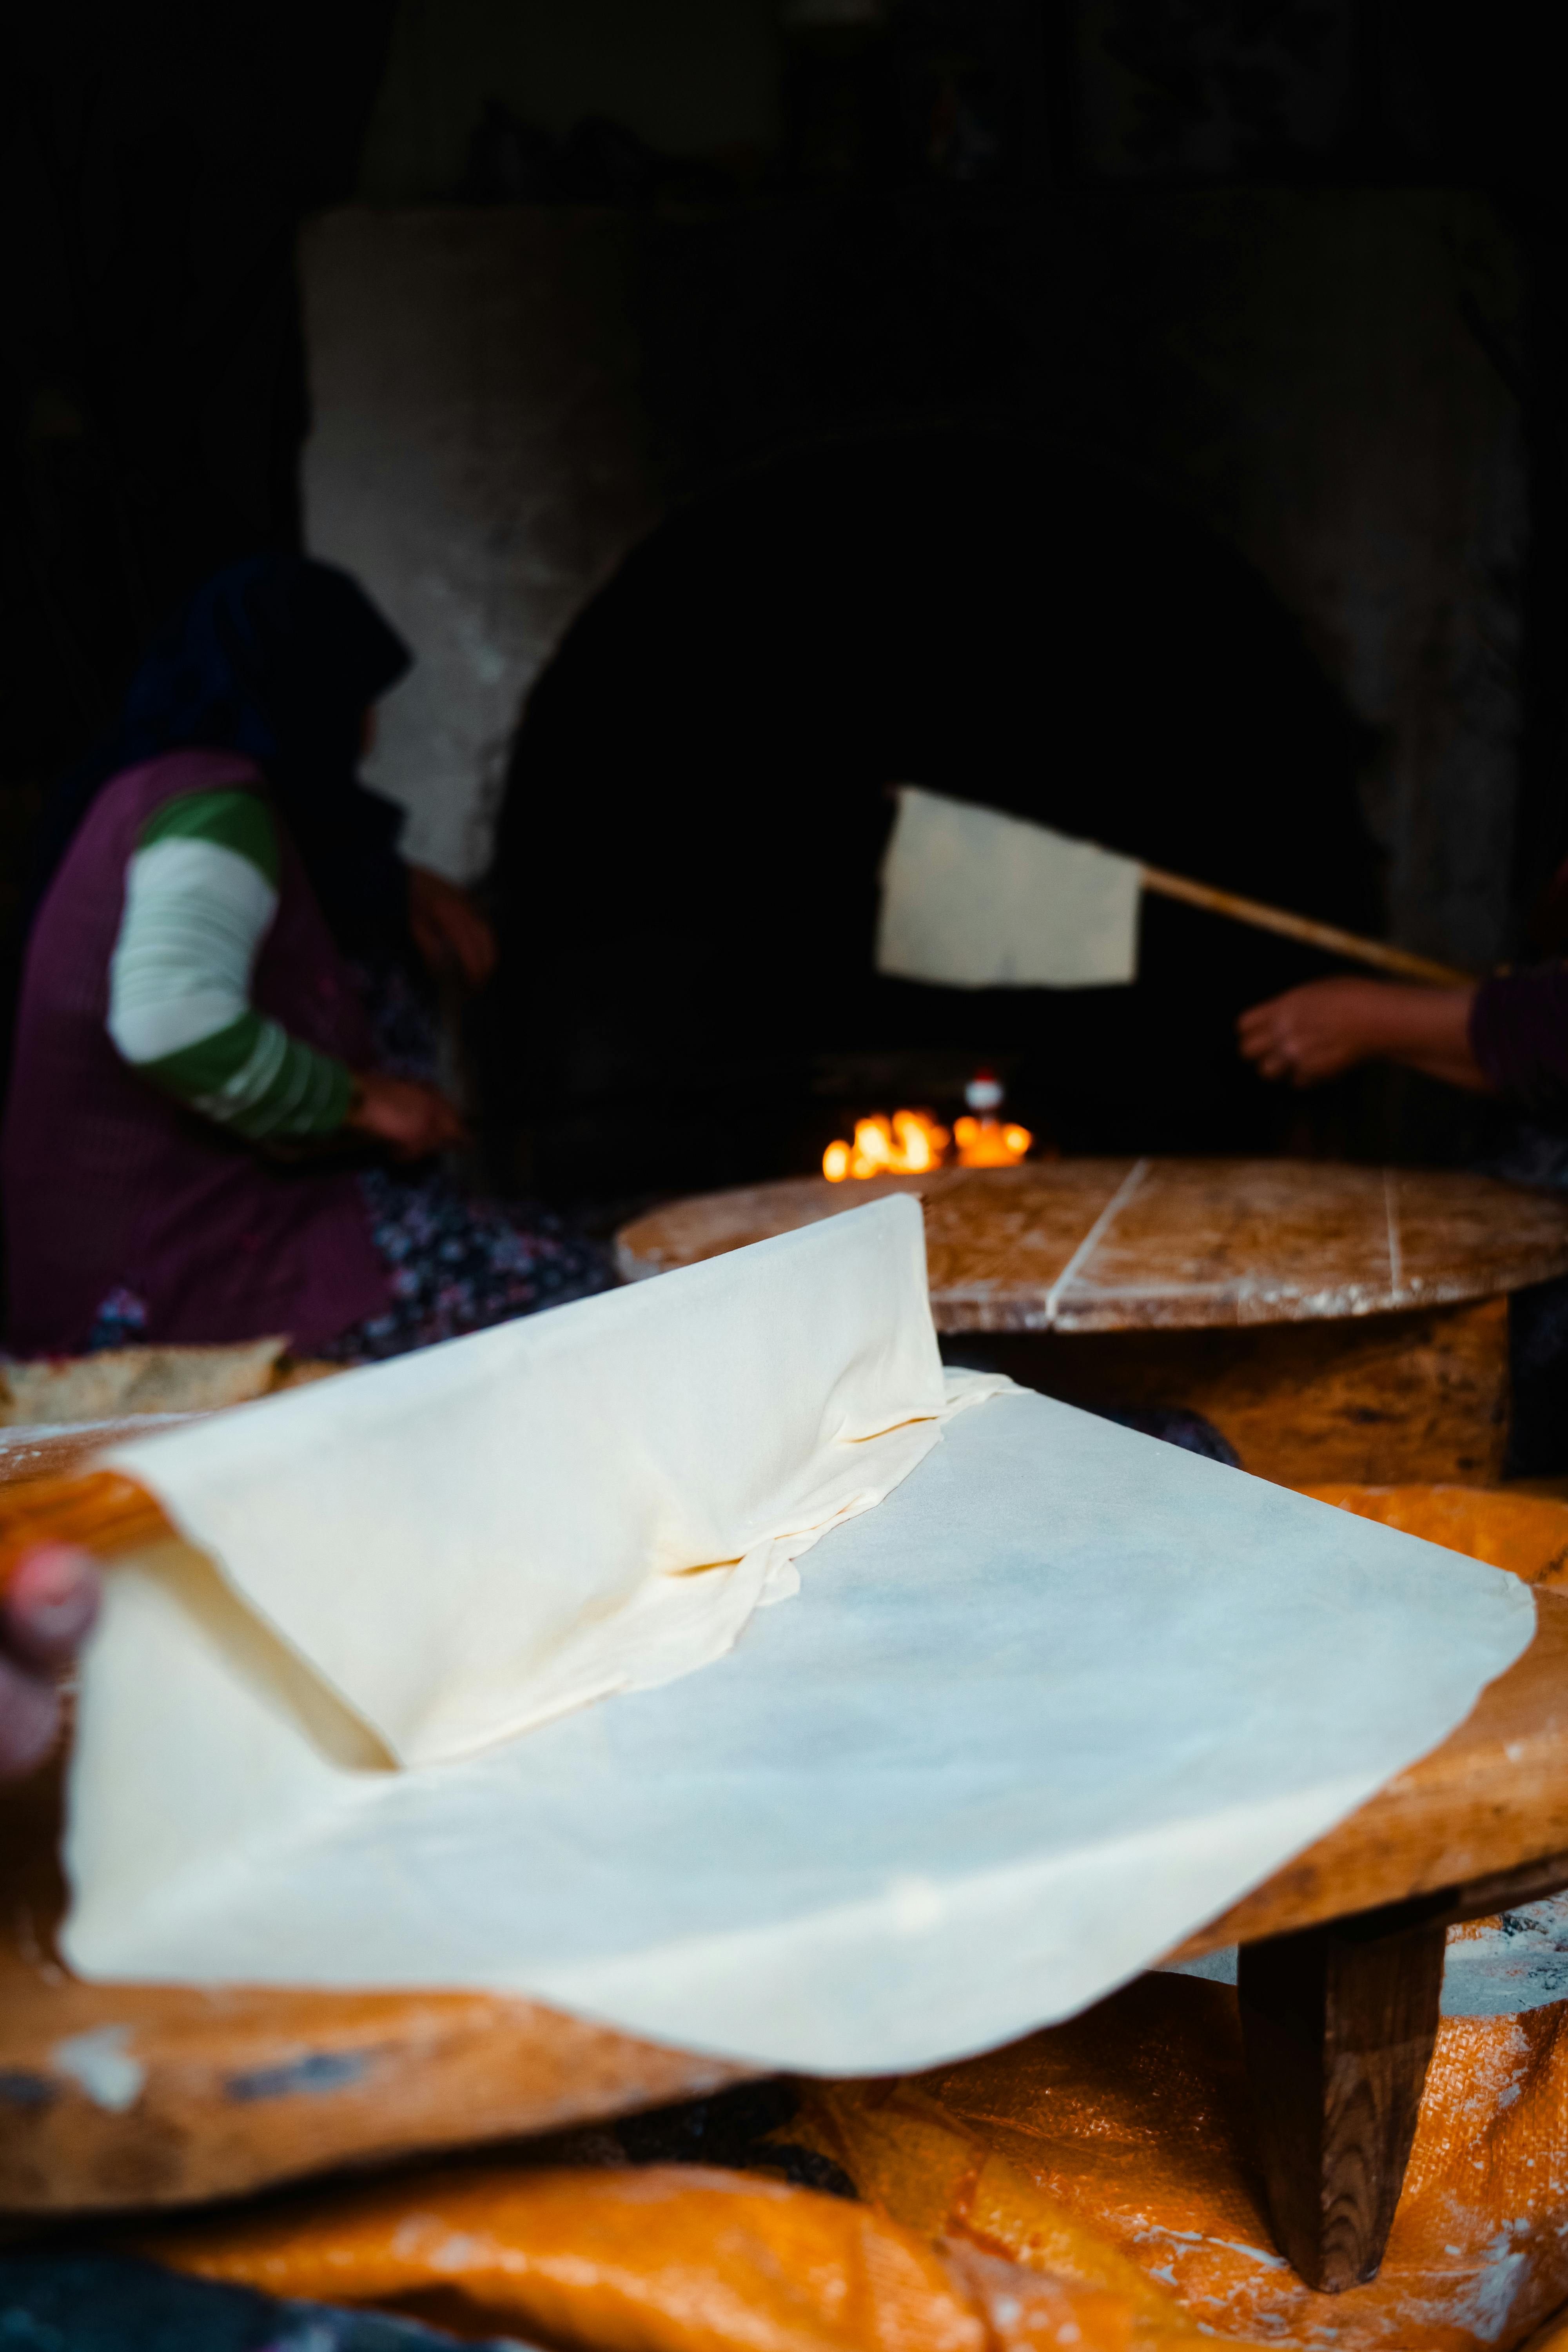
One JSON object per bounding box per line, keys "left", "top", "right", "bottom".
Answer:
{"left": 484, "top": 426, "right": 1382, "bottom": 1196}
{"left": 4, "top": 1, "right": 1566, "bottom": 1207}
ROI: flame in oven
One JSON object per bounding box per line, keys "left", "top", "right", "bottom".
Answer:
{"left": 822, "top": 1107, "right": 1032, "bottom": 1181}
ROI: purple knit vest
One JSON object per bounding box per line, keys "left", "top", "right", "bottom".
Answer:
{"left": 3, "top": 750, "right": 392, "bottom": 1355}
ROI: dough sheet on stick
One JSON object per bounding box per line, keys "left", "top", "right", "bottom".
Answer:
{"left": 876, "top": 784, "right": 1141, "bottom": 987}
{"left": 65, "top": 1205, "right": 1532, "bottom": 2071}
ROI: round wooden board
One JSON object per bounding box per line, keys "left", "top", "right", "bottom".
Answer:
{"left": 615, "top": 1158, "right": 1568, "bottom": 1333}
{"left": 7, "top": 1373, "right": 1568, "bottom": 2214}
{"left": 8, "top": 1595, "right": 1568, "bottom": 2214}
{"left": 0, "top": 1753, "right": 746, "bottom": 2216}
{"left": 0, "top": 1427, "right": 742, "bottom": 2215}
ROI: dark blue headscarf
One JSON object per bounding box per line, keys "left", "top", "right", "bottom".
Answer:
{"left": 30, "top": 554, "right": 414, "bottom": 956}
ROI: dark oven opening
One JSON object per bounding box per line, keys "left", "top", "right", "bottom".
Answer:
{"left": 477, "top": 425, "right": 1383, "bottom": 1213}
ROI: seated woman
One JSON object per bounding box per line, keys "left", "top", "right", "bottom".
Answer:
{"left": 2, "top": 554, "right": 607, "bottom": 1365}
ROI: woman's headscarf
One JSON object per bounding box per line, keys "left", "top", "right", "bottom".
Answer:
{"left": 29, "top": 555, "right": 414, "bottom": 957}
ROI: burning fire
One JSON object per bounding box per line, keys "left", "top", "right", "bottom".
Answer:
{"left": 823, "top": 1110, "right": 950, "bottom": 1182}
{"left": 823, "top": 1089, "right": 1032, "bottom": 1181}
{"left": 953, "top": 1114, "right": 1034, "bottom": 1167}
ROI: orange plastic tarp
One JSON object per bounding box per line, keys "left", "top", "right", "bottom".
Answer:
{"left": 143, "top": 2158, "right": 1223, "bottom": 2352}
{"left": 1296, "top": 1482, "right": 1568, "bottom": 1588}
{"left": 795, "top": 1975, "right": 1568, "bottom": 2352}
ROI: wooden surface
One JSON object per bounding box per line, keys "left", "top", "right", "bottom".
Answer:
{"left": 0, "top": 1418, "right": 205, "bottom": 1485}
{"left": 0, "top": 1425, "right": 742, "bottom": 2212}
{"left": 615, "top": 1160, "right": 1568, "bottom": 1335}
{"left": 965, "top": 1297, "right": 1511, "bottom": 1485}
{"left": 0, "top": 1762, "right": 746, "bottom": 2213}
{"left": 3, "top": 1592, "right": 1566, "bottom": 2214}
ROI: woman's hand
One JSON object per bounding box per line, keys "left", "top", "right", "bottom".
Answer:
{"left": 1, "top": 1546, "right": 100, "bottom": 1779}
{"left": 407, "top": 865, "right": 496, "bottom": 989}
{"left": 1238, "top": 979, "right": 1392, "bottom": 1085}
{"left": 345, "top": 1073, "right": 470, "bottom": 1160}
{"left": 1238, "top": 978, "right": 1487, "bottom": 1091}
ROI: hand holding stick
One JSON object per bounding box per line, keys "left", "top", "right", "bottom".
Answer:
{"left": 0, "top": 1472, "right": 170, "bottom": 1601}
{"left": 0, "top": 1540, "right": 104, "bottom": 1777}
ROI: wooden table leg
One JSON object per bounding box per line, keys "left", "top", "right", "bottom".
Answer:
{"left": 1237, "top": 1900, "right": 1448, "bottom": 2291}
{"left": 1236, "top": 1854, "right": 1568, "bottom": 2292}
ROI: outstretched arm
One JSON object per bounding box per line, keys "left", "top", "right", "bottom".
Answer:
{"left": 1237, "top": 979, "right": 1489, "bottom": 1091}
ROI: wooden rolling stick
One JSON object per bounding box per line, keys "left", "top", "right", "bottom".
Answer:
{"left": 0, "top": 1470, "right": 172, "bottom": 1598}
{"left": 1138, "top": 864, "right": 1475, "bottom": 989}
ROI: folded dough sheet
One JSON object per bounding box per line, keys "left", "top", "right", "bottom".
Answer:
{"left": 64, "top": 1196, "right": 1533, "bottom": 2073}
{"left": 97, "top": 1195, "right": 973, "bottom": 1766}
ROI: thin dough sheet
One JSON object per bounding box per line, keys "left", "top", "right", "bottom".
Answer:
{"left": 67, "top": 1380, "right": 1531, "bottom": 2072}
{"left": 99, "top": 1195, "right": 983, "bottom": 1766}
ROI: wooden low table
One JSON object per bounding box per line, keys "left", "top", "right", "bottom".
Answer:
{"left": 3, "top": 1596, "right": 1565, "bottom": 2292}
{"left": 0, "top": 1759, "right": 748, "bottom": 2216}
{"left": 1169, "top": 1590, "right": 1568, "bottom": 2291}
{"left": 618, "top": 1160, "right": 1568, "bottom": 1484}
{"left": 5, "top": 1357, "right": 1566, "bottom": 2297}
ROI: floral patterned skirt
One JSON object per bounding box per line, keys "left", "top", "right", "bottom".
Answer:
{"left": 82, "top": 963, "right": 611, "bottom": 1365}
{"left": 317, "top": 1164, "right": 612, "bottom": 1365}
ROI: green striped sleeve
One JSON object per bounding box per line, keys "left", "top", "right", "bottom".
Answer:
{"left": 108, "top": 789, "right": 356, "bottom": 1140}
{"left": 136, "top": 1012, "right": 355, "bottom": 1139}
{"left": 138, "top": 788, "right": 282, "bottom": 883}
